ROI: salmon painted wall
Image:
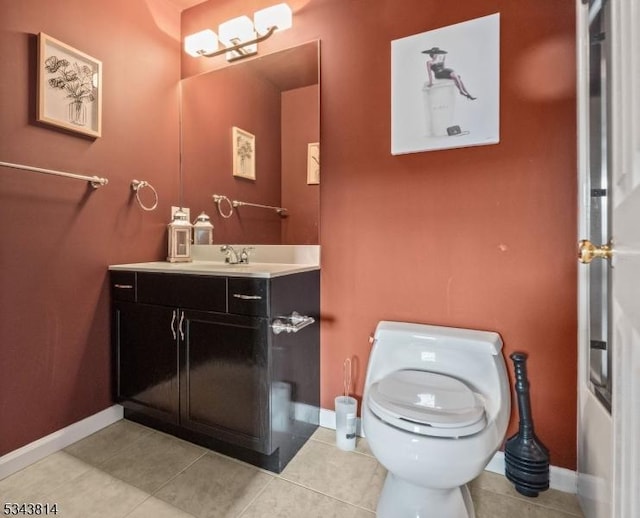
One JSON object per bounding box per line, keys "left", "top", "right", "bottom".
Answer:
{"left": 0, "top": 0, "right": 181, "bottom": 455}
{"left": 183, "top": 0, "right": 578, "bottom": 469}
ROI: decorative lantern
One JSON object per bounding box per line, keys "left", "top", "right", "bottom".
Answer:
{"left": 193, "top": 212, "right": 214, "bottom": 245}
{"left": 167, "top": 208, "right": 193, "bottom": 263}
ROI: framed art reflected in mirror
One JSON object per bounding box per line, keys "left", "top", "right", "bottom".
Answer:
{"left": 232, "top": 126, "right": 256, "bottom": 180}
{"left": 307, "top": 142, "right": 319, "bottom": 185}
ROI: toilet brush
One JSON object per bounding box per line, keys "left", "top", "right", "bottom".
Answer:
{"left": 504, "top": 352, "right": 550, "bottom": 497}
{"left": 343, "top": 358, "right": 352, "bottom": 397}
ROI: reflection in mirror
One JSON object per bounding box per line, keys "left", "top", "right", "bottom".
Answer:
{"left": 181, "top": 40, "right": 320, "bottom": 245}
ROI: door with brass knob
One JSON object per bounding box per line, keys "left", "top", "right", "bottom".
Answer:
{"left": 578, "top": 0, "right": 614, "bottom": 412}
{"left": 577, "top": 1, "right": 640, "bottom": 515}
{"left": 576, "top": 2, "right": 615, "bottom": 513}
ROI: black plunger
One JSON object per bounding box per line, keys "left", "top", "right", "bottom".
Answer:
{"left": 504, "top": 352, "right": 550, "bottom": 497}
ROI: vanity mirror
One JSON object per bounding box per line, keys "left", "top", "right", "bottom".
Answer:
{"left": 180, "top": 40, "right": 320, "bottom": 245}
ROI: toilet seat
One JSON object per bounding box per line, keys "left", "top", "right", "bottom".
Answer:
{"left": 367, "top": 370, "right": 487, "bottom": 438}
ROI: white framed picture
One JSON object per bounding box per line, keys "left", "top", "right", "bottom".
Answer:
{"left": 37, "top": 32, "right": 102, "bottom": 138}
{"left": 232, "top": 126, "right": 255, "bottom": 180}
{"left": 391, "top": 13, "right": 500, "bottom": 154}
{"left": 307, "top": 142, "right": 319, "bottom": 185}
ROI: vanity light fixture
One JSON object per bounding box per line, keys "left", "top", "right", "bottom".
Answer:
{"left": 184, "top": 3, "right": 292, "bottom": 62}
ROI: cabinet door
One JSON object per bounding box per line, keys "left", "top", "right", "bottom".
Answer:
{"left": 179, "top": 310, "right": 270, "bottom": 453}
{"left": 113, "top": 302, "right": 179, "bottom": 423}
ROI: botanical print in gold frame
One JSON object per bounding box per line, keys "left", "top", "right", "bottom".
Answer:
{"left": 37, "top": 33, "right": 102, "bottom": 138}
{"left": 232, "top": 126, "right": 256, "bottom": 180}
{"left": 307, "top": 142, "right": 319, "bottom": 185}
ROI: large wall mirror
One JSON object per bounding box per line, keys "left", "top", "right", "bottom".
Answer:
{"left": 180, "top": 40, "right": 320, "bottom": 245}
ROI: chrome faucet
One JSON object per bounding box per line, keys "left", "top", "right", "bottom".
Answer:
{"left": 220, "top": 245, "right": 254, "bottom": 264}
{"left": 220, "top": 245, "right": 240, "bottom": 264}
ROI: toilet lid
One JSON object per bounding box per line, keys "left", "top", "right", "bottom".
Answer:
{"left": 368, "top": 370, "right": 486, "bottom": 438}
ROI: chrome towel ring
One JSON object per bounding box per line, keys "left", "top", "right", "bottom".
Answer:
{"left": 212, "top": 194, "right": 234, "bottom": 218}
{"left": 131, "top": 180, "right": 158, "bottom": 211}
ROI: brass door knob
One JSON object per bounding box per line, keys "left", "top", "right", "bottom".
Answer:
{"left": 578, "top": 239, "right": 613, "bottom": 264}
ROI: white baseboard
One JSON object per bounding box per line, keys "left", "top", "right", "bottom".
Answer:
{"left": 0, "top": 405, "right": 123, "bottom": 481}
{"left": 320, "top": 407, "right": 577, "bottom": 495}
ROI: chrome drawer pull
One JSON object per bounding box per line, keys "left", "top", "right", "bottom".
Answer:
{"left": 232, "top": 294, "right": 263, "bottom": 300}
{"left": 170, "top": 310, "right": 177, "bottom": 340}
{"left": 114, "top": 284, "right": 134, "bottom": 289}
{"left": 271, "top": 312, "right": 315, "bottom": 335}
{"left": 178, "top": 312, "right": 185, "bottom": 340}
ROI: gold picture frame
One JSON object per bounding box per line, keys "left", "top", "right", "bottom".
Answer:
{"left": 232, "top": 126, "right": 256, "bottom": 180}
{"left": 37, "top": 33, "right": 102, "bottom": 138}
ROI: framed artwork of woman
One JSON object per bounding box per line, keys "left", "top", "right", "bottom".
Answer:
{"left": 391, "top": 14, "right": 500, "bottom": 154}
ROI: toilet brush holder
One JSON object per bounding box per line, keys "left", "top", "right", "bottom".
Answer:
{"left": 335, "top": 396, "right": 357, "bottom": 451}
{"left": 505, "top": 352, "right": 550, "bottom": 497}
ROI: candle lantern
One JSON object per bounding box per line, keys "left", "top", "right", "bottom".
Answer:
{"left": 193, "top": 212, "right": 214, "bottom": 245}
{"left": 167, "top": 208, "right": 193, "bottom": 262}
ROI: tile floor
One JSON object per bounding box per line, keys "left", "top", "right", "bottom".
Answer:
{"left": 0, "top": 420, "right": 584, "bottom": 518}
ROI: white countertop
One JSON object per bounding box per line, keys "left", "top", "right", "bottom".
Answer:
{"left": 109, "top": 260, "right": 319, "bottom": 278}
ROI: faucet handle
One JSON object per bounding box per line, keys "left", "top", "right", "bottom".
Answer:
{"left": 240, "top": 246, "right": 254, "bottom": 264}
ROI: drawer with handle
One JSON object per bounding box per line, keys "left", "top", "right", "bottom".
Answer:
{"left": 110, "top": 271, "right": 137, "bottom": 302}
{"left": 228, "top": 278, "right": 268, "bottom": 316}
{"left": 136, "top": 272, "right": 227, "bottom": 312}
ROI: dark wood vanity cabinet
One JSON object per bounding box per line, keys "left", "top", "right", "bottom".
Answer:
{"left": 110, "top": 268, "right": 320, "bottom": 472}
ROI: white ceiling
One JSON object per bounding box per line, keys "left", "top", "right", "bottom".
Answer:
{"left": 165, "top": 0, "right": 207, "bottom": 11}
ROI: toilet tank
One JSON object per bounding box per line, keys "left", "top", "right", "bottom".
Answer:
{"left": 364, "top": 321, "right": 508, "bottom": 418}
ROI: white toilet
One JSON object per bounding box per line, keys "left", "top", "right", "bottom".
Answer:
{"left": 362, "top": 321, "right": 510, "bottom": 518}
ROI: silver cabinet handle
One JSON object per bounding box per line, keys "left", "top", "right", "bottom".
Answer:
{"left": 271, "top": 312, "right": 315, "bottom": 335}
{"left": 232, "top": 294, "right": 263, "bottom": 300}
{"left": 178, "top": 312, "right": 185, "bottom": 340}
{"left": 113, "top": 284, "right": 133, "bottom": 289}
{"left": 170, "top": 310, "right": 177, "bottom": 340}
